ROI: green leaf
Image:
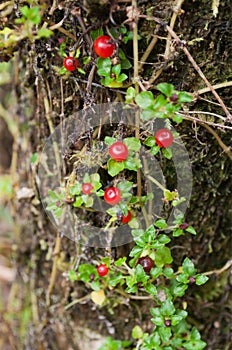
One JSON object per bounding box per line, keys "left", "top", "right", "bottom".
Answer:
{"left": 98, "top": 68, "right": 111, "bottom": 77}
{"left": 114, "top": 257, "right": 127, "bottom": 267}
{"left": 151, "top": 316, "right": 164, "bottom": 326}
{"left": 157, "top": 83, "right": 174, "bottom": 97}
{"left": 107, "top": 207, "right": 119, "bottom": 217}
{"left": 83, "top": 56, "right": 91, "bottom": 65}
{"left": 123, "top": 137, "right": 141, "bottom": 151}
{"left": 182, "top": 257, "right": 195, "bottom": 276}
{"left": 141, "top": 108, "right": 156, "bottom": 121}
{"left": 128, "top": 217, "right": 139, "bottom": 229}
{"left": 104, "top": 136, "right": 116, "bottom": 146}
{"left": 171, "top": 314, "right": 185, "bottom": 326}
{"left": 158, "top": 235, "right": 171, "bottom": 244}
{"left": 90, "top": 28, "right": 104, "bottom": 40}
{"left": 118, "top": 47, "right": 126, "bottom": 59}
{"left": 30, "top": 152, "right": 38, "bottom": 163}
{"left": 186, "top": 226, "right": 197, "bottom": 235}
{"left": 158, "top": 326, "right": 172, "bottom": 343}
{"left": 173, "top": 113, "right": 183, "bottom": 124}
{"left": 144, "top": 136, "right": 156, "bottom": 147}
{"left": 153, "top": 94, "right": 168, "bottom": 109}
{"left": 97, "top": 57, "right": 112, "bottom": 76}
{"left": 58, "top": 66, "right": 68, "bottom": 75}
{"left": 83, "top": 173, "right": 91, "bottom": 183}
{"left": 46, "top": 203, "right": 57, "bottom": 211}
{"left": 162, "top": 147, "right": 173, "bottom": 159}
{"left": 69, "top": 182, "right": 82, "bottom": 195}
{"left": 117, "top": 181, "right": 133, "bottom": 193}
{"left": 107, "top": 158, "right": 125, "bottom": 176}
{"left": 150, "top": 267, "right": 163, "bottom": 278}
{"left": 124, "top": 157, "right": 141, "bottom": 171}
{"left": 163, "top": 267, "right": 174, "bottom": 278}
{"left": 172, "top": 197, "right": 186, "bottom": 207}
{"left": 135, "top": 91, "right": 155, "bottom": 109}
{"left": 132, "top": 325, "right": 144, "bottom": 339}
{"left": 155, "top": 247, "right": 173, "bottom": 267}
{"left": 145, "top": 283, "right": 157, "bottom": 295}
{"left": 177, "top": 92, "right": 193, "bottom": 103}
{"left": 134, "top": 264, "right": 149, "bottom": 283}
{"left": 120, "top": 57, "right": 132, "bottom": 69}
{"left": 176, "top": 273, "right": 189, "bottom": 284}
{"left": 108, "top": 274, "right": 125, "bottom": 287}
{"left": 68, "top": 270, "right": 77, "bottom": 282}
{"left": 195, "top": 274, "right": 209, "bottom": 285}
{"left": 155, "top": 219, "right": 167, "bottom": 229}
{"left": 48, "top": 189, "right": 59, "bottom": 201}
{"left": 160, "top": 300, "right": 175, "bottom": 316}
{"left": 78, "top": 264, "right": 97, "bottom": 282}
{"left": 20, "top": 6, "right": 41, "bottom": 24}
{"left": 173, "top": 283, "right": 188, "bottom": 297}
{"left": 164, "top": 189, "right": 178, "bottom": 201}
{"left": 119, "top": 48, "right": 132, "bottom": 69}
{"left": 54, "top": 207, "right": 63, "bottom": 217}
{"left": 37, "top": 27, "right": 53, "bottom": 38}
{"left": 183, "top": 339, "right": 207, "bottom": 350}
{"left": 125, "top": 87, "right": 136, "bottom": 104}
{"left": 126, "top": 274, "right": 137, "bottom": 289}
{"left": 173, "top": 228, "right": 184, "bottom": 237}
{"left": 129, "top": 245, "right": 143, "bottom": 258}
{"left": 96, "top": 189, "right": 104, "bottom": 197}
{"left": 77, "top": 67, "right": 86, "bottom": 75}
{"left": 151, "top": 145, "right": 160, "bottom": 155}
{"left": 116, "top": 73, "right": 128, "bottom": 83}
{"left": 112, "top": 64, "right": 121, "bottom": 78}
{"left": 82, "top": 195, "right": 93, "bottom": 207}
{"left": 73, "top": 196, "right": 83, "bottom": 207}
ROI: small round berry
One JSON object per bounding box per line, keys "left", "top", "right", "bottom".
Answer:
{"left": 97, "top": 264, "right": 109, "bottom": 277}
{"left": 179, "top": 222, "right": 189, "bottom": 230}
{"left": 93, "top": 35, "right": 116, "bottom": 58}
{"left": 164, "top": 319, "right": 172, "bottom": 327}
{"left": 63, "top": 57, "right": 78, "bottom": 71}
{"left": 121, "top": 211, "right": 132, "bottom": 224}
{"left": 109, "top": 141, "right": 129, "bottom": 162}
{"left": 138, "top": 256, "right": 154, "bottom": 273}
{"left": 90, "top": 274, "right": 95, "bottom": 281}
{"left": 155, "top": 129, "right": 174, "bottom": 148}
{"left": 104, "top": 187, "right": 121, "bottom": 205}
{"left": 189, "top": 276, "right": 196, "bottom": 284}
{"left": 170, "top": 93, "right": 179, "bottom": 102}
{"left": 82, "top": 183, "right": 93, "bottom": 195}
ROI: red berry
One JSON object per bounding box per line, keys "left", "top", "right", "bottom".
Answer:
{"left": 82, "top": 183, "right": 93, "bottom": 195}
{"left": 121, "top": 211, "right": 132, "bottom": 224}
{"left": 97, "top": 264, "right": 109, "bottom": 276}
{"left": 93, "top": 35, "right": 116, "bottom": 58}
{"left": 155, "top": 129, "right": 174, "bottom": 148}
{"left": 63, "top": 57, "right": 78, "bottom": 71}
{"left": 104, "top": 187, "right": 121, "bottom": 205}
{"left": 109, "top": 142, "right": 128, "bottom": 162}
{"left": 138, "top": 256, "right": 154, "bottom": 273}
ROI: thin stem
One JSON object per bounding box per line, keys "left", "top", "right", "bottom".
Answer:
{"left": 146, "top": 174, "right": 166, "bottom": 191}
{"left": 164, "top": 0, "right": 185, "bottom": 59}
{"left": 197, "top": 81, "right": 232, "bottom": 95}
{"left": 65, "top": 295, "right": 91, "bottom": 310}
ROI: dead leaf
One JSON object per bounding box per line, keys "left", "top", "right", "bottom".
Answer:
{"left": 91, "top": 289, "right": 106, "bottom": 306}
